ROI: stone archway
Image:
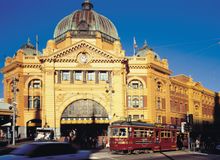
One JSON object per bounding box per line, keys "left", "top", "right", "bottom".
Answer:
{"left": 60, "top": 99, "right": 109, "bottom": 149}
{"left": 26, "top": 119, "right": 42, "bottom": 139}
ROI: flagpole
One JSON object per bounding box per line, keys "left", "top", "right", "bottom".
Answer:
{"left": 133, "top": 37, "right": 137, "bottom": 56}
{"left": 36, "top": 35, "right": 39, "bottom": 55}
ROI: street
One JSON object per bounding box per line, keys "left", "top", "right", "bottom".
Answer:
{"left": 91, "top": 149, "right": 220, "bottom": 160}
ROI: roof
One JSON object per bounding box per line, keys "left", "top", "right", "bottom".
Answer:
{"left": 0, "top": 102, "right": 10, "bottom": 110}
{"left": 16, "top": 38, "right": 42, "bottom": 56}
{"left": 136, "top": 43, "right": 161, "bottom": 60}
{"left": 54, "top": 0, "right": 119, "bottom": 41}
{"left": 111, "top": 120, "right": 154, "bottom": 127}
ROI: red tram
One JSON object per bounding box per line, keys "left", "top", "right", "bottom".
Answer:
{"left": 109, "top": 121, "right": 178, "bottom": 153}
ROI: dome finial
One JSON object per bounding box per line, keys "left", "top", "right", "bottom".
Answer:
{"left": 27, "top": 37, "right": 31, "bottom": 44}
{"left": 143, "top": 40, "right": 148, "bottom": 47}
{"left": 82, "top": 0, "right": 93, "bottom": 10}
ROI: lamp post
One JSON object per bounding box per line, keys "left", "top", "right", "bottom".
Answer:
{"left": 10, "top": 77, "right": 19, "bottom": 145}
{"left": 9, "top": 103, "right": 16, "bottom": 145}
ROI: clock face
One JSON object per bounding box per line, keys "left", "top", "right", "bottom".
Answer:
{"left": 80, "top": 53, "right": 88, "bottom": 63}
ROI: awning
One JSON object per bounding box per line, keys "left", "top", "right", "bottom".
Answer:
{"left": 1, "top": 122, "right": 11, "bottom": 127}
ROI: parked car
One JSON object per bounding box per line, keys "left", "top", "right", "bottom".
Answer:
{"left": 0, "top": 142, "right": 91, "bottom": 160}
{"left": 214, "top": 142, "right": 220, "bottom": 154}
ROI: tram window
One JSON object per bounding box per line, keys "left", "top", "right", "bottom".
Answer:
{"left": 119, "top": 128, "right": 126, "bottom": 136}
{"left": 147, "top": 130, "right": 153, "bottom": 138}
{"left": 134, "top": 129, "right": 141, "bottom": 138}
{"left": 161, "top": 132, "right": 164, "bottom": 138}
{"left": 156, "top": 131, "right": 159, "bottom": 137}
{"left": 167, "top": 132, "right": 171, "bottom": 138}
{"left": 172, "top": 131, "right": 175, "bottom": 137}
{"left": 164, "top": 132, "right": 167, "bottom": 137}
{"left": 112, "top": 128, "right": 119, "bottom": 136}
{"left": 140, "top": 131, "right": 145, "bottom": 138}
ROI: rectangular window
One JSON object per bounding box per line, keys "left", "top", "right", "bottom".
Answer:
{"left": 87, "top": 71, "right": 95, "bottom": 81}
{"left": 157, "top": 97, "right": 161, "bottom": 109}
{"left": 157, "top": 116, "right": 161, "bottom": 123}
{"left": 128, "top": 115, "right": 132, "bottom": 120}
{"left": 62, "top": 71, "right": 70, "bottom": 81}
{"left": 33, "top": 96, "right": 40, "bottom": 109}
{"left": 28, "top": 96, "right": 33, "bottom": 108}
{"left": 132, "top": 96, "right": 139, "bottom": 108}
{"left": 99, "top": 71, "right": 108, "bottom": 81}
{"left": 133, "top": 115, "right": 139, "bottom": 120}
{"left": 162, "top": 116, "right": 166, "bottom": 124}
{"left": 162, "top": 98, "right": 166, "bottom": 110}
{"left": 75, "top": 71, "right": 82, "bottom": 81}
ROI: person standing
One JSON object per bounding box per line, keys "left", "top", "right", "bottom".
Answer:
{"left": 195, "top": 138, "right": 200, "bottom": 152}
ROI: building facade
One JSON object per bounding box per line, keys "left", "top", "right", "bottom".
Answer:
{"left": 1, "top": 0, "right": 217, "bottom": 139}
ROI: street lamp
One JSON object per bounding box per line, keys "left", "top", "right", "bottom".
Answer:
{"left": 9, "top": 102, "right": 17, "bottom": 145}
{"left": 9, "top": 76, "right": 19, "bottom": 145}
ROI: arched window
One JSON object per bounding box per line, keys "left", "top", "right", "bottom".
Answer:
{"left": 27, "top": 79, "right": 42, "bottom": 109}
{"left": 28, "top": 79, "right": 41, "bottom": 89}
{"left": 128, "top": 80, "right": 143, "bottom": 89}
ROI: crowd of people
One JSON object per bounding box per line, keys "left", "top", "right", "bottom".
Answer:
{"left": 60, "top": 129, "right": 108, "bottom": 149}
{"left": 177, "top": 133, "right": 218, "bottom": 153}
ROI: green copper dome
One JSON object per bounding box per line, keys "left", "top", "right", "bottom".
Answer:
{"left": 136, "top": 42, "right": 161, "bottom": 60}
{"left": 54, "top": 0, "right": 119, "bottom": 41}
{"left": 19, "top": 38, "right": 41, "bottom": 56}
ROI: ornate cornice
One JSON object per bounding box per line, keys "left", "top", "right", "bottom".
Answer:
{"left": 129, "top": 65, "right": 148, "bottom": 69}
{"left": 147, "top": 63, "right": 172, "bottom": 75}
{"left": 128, "top": 63, "right": 172, "bottom": 75}
{"left": 1, "top": 61, "right": 23, "bottom": 73}
{"left": 21, "top": 64, "right": 42, "bottom": 69}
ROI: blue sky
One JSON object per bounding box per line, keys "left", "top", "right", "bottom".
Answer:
{"left": 0, "top": 0, "right": 220, "bottom": 98}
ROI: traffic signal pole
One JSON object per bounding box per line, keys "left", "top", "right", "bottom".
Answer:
{"left": 186, "top": 113, "right": 193, "bottom": 151}
{"left": 188, "top": 131, "right": 190, "bottom": 151}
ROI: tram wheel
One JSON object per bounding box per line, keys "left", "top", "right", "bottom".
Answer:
{"left": 128, "top": 150, "right": 133, "bottom": 155}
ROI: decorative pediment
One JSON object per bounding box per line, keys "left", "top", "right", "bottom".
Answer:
{"left": 39, "top": 40, "right": 126, "bottom": 63}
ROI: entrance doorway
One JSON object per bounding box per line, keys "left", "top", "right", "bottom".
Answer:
{"left": 26, "top": 119, "right": 42, "bottom": 139}
{"left": 61, "top": 124, "right": 108, "bottom": 149}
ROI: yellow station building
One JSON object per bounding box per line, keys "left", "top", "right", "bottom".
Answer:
{"left": 1, "top": 0, "right": 218, "bottom": 139}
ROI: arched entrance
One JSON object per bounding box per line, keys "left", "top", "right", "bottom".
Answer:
{"left": 60, "top": 99, "right": 109, "bottom": 148}
{"left": 26, "top": 119, "right": 42, "bottom": 139}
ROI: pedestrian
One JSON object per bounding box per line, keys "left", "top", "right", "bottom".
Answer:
{"left": 195, "top": 139, "right": 200, "bottom": 152}
{"left": 49, "top": 130, "right": 54, "bottom": 140}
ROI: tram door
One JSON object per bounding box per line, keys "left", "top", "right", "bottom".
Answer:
{"left": 160, "top": 130, "right": 172, "bottom": 150}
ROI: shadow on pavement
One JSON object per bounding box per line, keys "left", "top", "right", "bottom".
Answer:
{"left": 160, "top": 152, "right": 175, "bottom": 160}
